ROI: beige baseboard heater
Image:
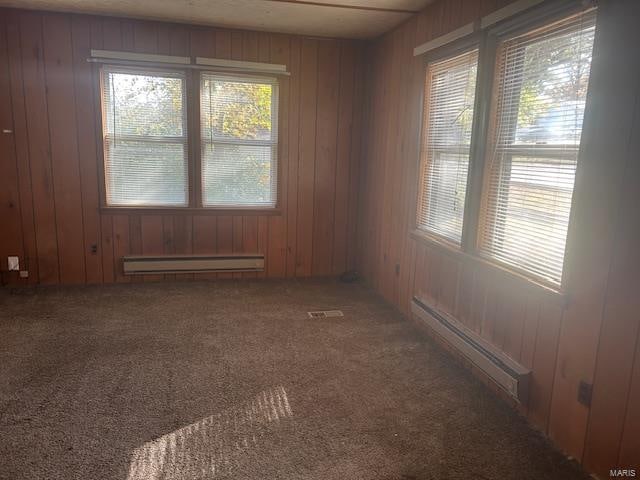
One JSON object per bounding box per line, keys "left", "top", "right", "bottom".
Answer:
{"left": 122, "top": 254, "right": 264, "bottom": 275}
{"left": 411, "top": 297, "right": 531, "bottom": 403}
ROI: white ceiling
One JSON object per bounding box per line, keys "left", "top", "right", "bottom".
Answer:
{"left": 0, "top": 0, "right": 434, "bottom": 39}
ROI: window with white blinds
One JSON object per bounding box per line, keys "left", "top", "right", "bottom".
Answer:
{"left": 417, "top": 49, "right": 479, "bottom": 244}
{"left": 478, "top": 10, "right": 596, "bottom": 286}
{"left": 102, "top": 67, "right": 188, "bottom": 206}
{"left": 200, "top": 74, "right": 278, "bottom": 207}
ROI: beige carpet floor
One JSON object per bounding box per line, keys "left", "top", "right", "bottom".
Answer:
{"left": 0, "top": 278, "right": 588, "bottom": 480}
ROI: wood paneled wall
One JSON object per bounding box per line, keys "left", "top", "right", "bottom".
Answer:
{"left": 356, "top": 0, "right": 640, "bottom": 477}
{"left": 0, "top": 8, "right": 364, "bottom": 285}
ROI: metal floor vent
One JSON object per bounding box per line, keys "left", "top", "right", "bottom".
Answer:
{"left": 307, "top": 310, "right": 344, "bottom": 319}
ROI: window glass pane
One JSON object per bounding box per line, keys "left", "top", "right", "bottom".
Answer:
{"left": 478, "top": 10, "right": 596, "bottom": 286}
{"left": 200, "top": 74, "right": 278, "bottom": 207}
{"left": 102, "top": 68, "right": 188, "bottom": 207}
{"left": 417, "top": 49, "right": 478, "bottom": 244}
{"left": 202, "top": 144, "right": 275, "bottom": 206}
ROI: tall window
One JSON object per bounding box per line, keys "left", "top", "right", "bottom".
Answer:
{"left": 417, "top": 49, "right": 479, "bottom": 244}
{"left": 478, "top": 10, "right": 596, "bottom": 285}
{"left": 101, "top": 67, "right": 188, "bottom": 207}
{"left": 200, "top": 74, "right": 278, "bottom": 207}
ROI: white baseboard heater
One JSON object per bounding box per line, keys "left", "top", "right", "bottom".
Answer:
{"left": 411, "top": 297, "right": 531, "bottom": 403}
{"left": 122, "top": 254, "right": 264, "bottom": 275}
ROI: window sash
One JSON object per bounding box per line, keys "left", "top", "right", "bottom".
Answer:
{"left": 199, "top": 73, "right": 279, "bottom": 208}
{"left": 101, "top": 66, "right": 189, "bottom": 207}
{"left": 416, "top": 48, "right": 479, "bottom": 245}
{"left": 477, "top": 9, "right": 596, "bottom": 286}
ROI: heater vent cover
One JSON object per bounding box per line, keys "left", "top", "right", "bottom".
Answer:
{"left": 122, "top": 254, "right": 264, "bottom": 275}
{"left": 307, "top": 310, "right": 344, "bottom": 319}
{"left": 411, "top": 297, "right": 531, "bottom": 402}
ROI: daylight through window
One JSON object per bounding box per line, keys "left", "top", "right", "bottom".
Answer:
{"left": 102, "top": 67, "right": 188, "bottom": 207}
{"left": 417, "top": 49, "right": 479, "bottom": 244}
{"left": 200, "top": 74, "right": 278, "bottom": 208}
{"left": 478, "top": 10, "right": 596, "bottom": 285}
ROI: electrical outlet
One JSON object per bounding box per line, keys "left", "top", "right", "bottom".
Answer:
{"left": 7, "top": 256, "right": 19, "bottom": 271}
{"left": 19, "top": 270, "right": 28, "bottom": 278}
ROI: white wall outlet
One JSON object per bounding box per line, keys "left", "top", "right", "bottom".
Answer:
{"left": 19, "top": 270, "right": 29, "bottom": 278}
{"left": 8, "top": 256, "right": 19, "bottom": 271}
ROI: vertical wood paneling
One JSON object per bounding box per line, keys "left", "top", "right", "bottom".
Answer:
{"left": 356, "top": 1, "right": 640, "bottom": 478}
{"left": 286, "top": 37, "right": 301, "bottom": 277}
{"left": 100, "top": 215, "right": 114, "bottom": 282}
{"left": 112, "top": 215, "right": 129, "bottom": 282}
{"left": 295, "top": 38, "right": 318, "bottom": 277}
{"left": 6, "top": 11, "right": 38, "bottom": 284}
{"left": 19, "top": 12, "right": 59, "bottom": 284}
{"left": 0, "top": 16, "right": 24, "bottom": 285}
{"left": 43, "top": 13, "right": 85, "bottom": 284}
{"left": 0, "top": 13, "right": 357, "bottom": 287}
{"left": 332, "top": 42, "right": 355, "bottom": 276}
{"left": 140, "top": 215, "right": 163, "bottom": 281}
{"left": 312, "top": 39, "right": 340, "bottom": 276}
{"left": 71, "top": 15, "right": 103, "bottom": 284}
{"left": 267, "top": 34, "right": 289, "bottom": 278}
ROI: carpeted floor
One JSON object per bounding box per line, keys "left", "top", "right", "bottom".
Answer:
{"left": 0, "top": 278, "right": 588, "bottom": 480}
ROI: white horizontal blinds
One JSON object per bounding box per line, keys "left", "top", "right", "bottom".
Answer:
{"left": 200, "top": 74, "right": 278, "bottom": 207}
{"left": 478, "top": 10, "right": 596, "bottom": 286}
{"left": 102, "top": 67, "right": 188, "bottom": 206}
{"left": 417, "top": 49, "right": 479, "bottom": 244}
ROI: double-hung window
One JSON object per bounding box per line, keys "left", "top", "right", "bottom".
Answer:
{"left": 478, "top": 10, "right": 596, "bottom": 286}
{"left": 417, "top": 49, "right": 479, "bottom": 244}
{"left": 100, "top": 67, "right": 279, "bottom": 210}
{"left": 415, "top": 6, "right": 596, "bottom": 289}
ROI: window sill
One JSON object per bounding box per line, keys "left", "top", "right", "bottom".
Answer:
{"left": 100, "top": 206, "right": 282, "bottom": 216}
{"left": 409, "top": 229, "right": 568, "bottom": 306}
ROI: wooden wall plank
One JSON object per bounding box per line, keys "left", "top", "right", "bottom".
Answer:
{"left": 267, "top": 34, "right": 289, "bottom": 278}
{"left": 286, "top": 37, "right": 301, "bottom": 277}
{"left": 312, "top": 39, "right": 340, "bottom": 277}
{"left": 140, "top": 215, "right": 163, "bottom": 281}
{"left": 71, "top": 15, "right": 103, "bottom": 284}
{"left": 100, "top": 215, "right": 114, "bottom": 283}
{"left": 112, "top": 215, "right": 129, "bottom": 282}
{"left": 19, "top": 11, "right": 59, "bottom": 284}
{"left": 6, "top": 11, "right": 38, "bottom": 284}
{"left": 295, "top": 38, "right": 318, "bottom": 277}
{"left": 332, "top": 42, "right": 355, "bottom": 276}
{"left": 346, "top": 43, "right": 364, "bottom": 273}
{"left": 618, "top": 334, "right": 640, "bottom": 469}
{"left": 0, "top": 15, "right": 24, "bottom": 286}
{"left": 42, "top": 13, "right": 85, "bottom": 284}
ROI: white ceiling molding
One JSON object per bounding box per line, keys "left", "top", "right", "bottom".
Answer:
{"left": 413, "top": 23, "right": 475, "bottom": 57}
{"left": 196, "top": 57, "right": 288, "bottom": 75}
{"left": 0, "top": 0, "right": 435, "bottom": 39}
{"left": 90, "top": 49, "right": 191, "bottom": 64}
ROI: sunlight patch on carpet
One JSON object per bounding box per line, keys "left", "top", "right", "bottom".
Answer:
{"left": 126, "top": 385, "right": 293, "bottom": 479}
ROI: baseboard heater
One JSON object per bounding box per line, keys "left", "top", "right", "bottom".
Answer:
{"left": 411, "top": 297, "right": 530, "bottom": 403}
{"left": 122, "top": 254, "right": 264, "bottom": 275}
